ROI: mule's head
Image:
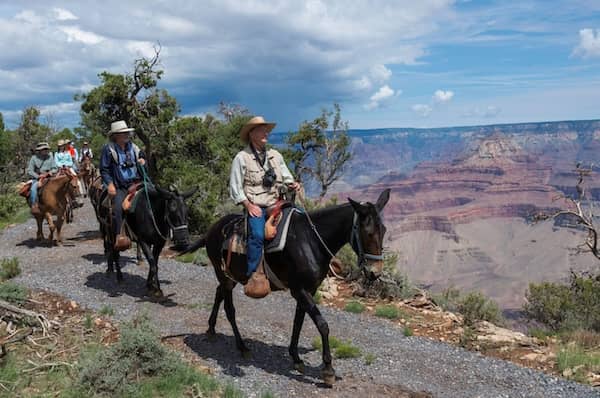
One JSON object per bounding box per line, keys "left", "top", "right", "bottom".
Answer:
{"left": 348, "top": 188, "right": 390, "bottom": 281}
{"left": 156, "top": 186, "right": 198, "bottom": 251}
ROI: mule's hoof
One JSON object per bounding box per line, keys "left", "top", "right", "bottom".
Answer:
{"left": 293, "top": 361, "right": 305, "bottom": 374}
{"left": 206, "top": 329, "right": 217, "bottom": 341}
{"left": 241, "top": 349, "right": 252, "bottom": 360}
{"left": 321, "top": 368, "right": 336, "bottom": 387}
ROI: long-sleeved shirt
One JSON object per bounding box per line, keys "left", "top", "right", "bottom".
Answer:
{"left": 79, "top": 147, "right": 93, "bottom": 161}
{"left": 27, "top": 154, "right": 57, "bottom": 179}
{"left": 55, "top": 151, "right": 74, "bottom": 168}
{"left": 100, "top": 141, "right": 146, "bottom": 189}
{"left": 229, "top": 146, "right": 294, "bottom": 205}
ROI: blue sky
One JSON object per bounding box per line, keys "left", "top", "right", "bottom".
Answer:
{"left": 1, "top": 0, "right": 600, "bottom": 131}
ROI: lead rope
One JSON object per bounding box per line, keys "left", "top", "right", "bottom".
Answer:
{"left": 295, "top": 192, "right": 346, "bottom": 280}
{"left": 139, "top": 164, "right": 170, "bottom": 242}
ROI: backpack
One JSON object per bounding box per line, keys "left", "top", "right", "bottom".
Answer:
{"left": 106, "top": 142, "right": 141, "bottom": 165}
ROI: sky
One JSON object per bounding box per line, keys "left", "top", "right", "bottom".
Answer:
{"left": 1, "top": 0, "right": 600, "bottom": 132}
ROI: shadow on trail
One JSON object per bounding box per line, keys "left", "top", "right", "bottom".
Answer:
{"left": 84, "top": 271, "right": 177, "bottom": 307}
{"left": 183, "top": 332, "right": 332, "bottom": 387}
{"left": 16, "top": 238, "right": 76, "bottom": 249}
{"left": 67, "top": 229, "right": 102, "bottom": 242}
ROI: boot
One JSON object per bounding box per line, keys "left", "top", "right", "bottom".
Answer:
{"left": 30, "top": 203, "right": 41, "bottom": 216}
{"left": 244, "top": 259, "right": 271, "bottom": 299}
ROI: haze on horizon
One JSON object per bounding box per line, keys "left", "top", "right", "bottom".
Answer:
{"left": 1, "top": 1, "right": 600, "bottom": 131}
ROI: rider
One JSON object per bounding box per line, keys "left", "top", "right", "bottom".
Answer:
{"left": 229, "top": 116, "right": 300, "bottom": 279}
{"left": 27, "top": 142, "right": 57, "bottom": 215}
{"left": 99, "top": 120, "right": 146, "bottom": 246}
{"left": 79, "top": 141, "right": 93, "bottom": 161}
{"left": 55, "top": 139, "right": 84, "bottom": 207}
{"left": 67, "top": 140, "right": 79, "bottom": 168}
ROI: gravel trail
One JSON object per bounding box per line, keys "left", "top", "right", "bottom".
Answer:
{"left": 1, "top": 205, "right": 598, "bottom": 398}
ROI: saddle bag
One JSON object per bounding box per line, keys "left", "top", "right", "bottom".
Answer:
{"left": 243, "top": 259, "right": 271, "bottom": 299}
{"left": 17, "top": 181, "right": 32, "bottom": 198}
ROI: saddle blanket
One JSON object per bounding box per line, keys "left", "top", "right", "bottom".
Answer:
{"left": 222, "top": 206, "right": 299, "bottom": 255}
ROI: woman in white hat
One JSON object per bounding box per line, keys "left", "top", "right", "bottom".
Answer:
{"left": 99, "top": 120, "right": 146, "bottom": 244}
{"left": 54, "top": 139, "right": 75, "bottom": 169}
{"left": 229, "top": 116, "right": 300, "bottom": 279}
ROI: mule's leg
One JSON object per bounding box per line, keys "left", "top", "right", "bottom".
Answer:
{"left": 45, "top": 213, "right": 56, "bottom": 244}
{"left": 35, "top": 216, "right": 44, "bottom": 241}
{"left": 223, "top": 287, "right": 250, "bottom": 357}
{"left": 207, "top": 284, "right": 225, "bottom": 336}
{"left": 136, "top": 244, "right": 144, "bottom": 266}
{"left": 55, "top": 214, "right": 64, "bottom": 246}
{"left": 139, "top": 242, "right": 162, "bottom": 297}
{"left": 289, "top": 302, "right": 306, "bottom": 373}
{"left": 114, "top": 250, "right": 123, "bottom": 283}
{"left": 295, "top": 289, "right": 335, "bottom": 386}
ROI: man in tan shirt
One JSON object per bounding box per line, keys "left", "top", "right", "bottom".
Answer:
{"left": 229, "top": 116, "right": 299, "bottom": 277}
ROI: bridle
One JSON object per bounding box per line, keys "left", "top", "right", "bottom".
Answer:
{"left": 350, "top": 207, "right": 384, "bottom": 266}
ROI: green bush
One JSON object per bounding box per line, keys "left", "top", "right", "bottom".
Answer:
{"left": 375, "top": 304, "right": 400, "bottom": 319}
{"left": 458, "top": 291, "right": 503, "bottom": 326}
{"left": 0, "top": 257, "right": 20, "bottom": 280}
{"left": 344, "top": 300, "right": 365, "bottom": 314}
{"left": 99, "top": 305, "right": 114, "bottom": 316}
{"left": 557, "top": 343, "right": 600, "bottom": 383}
{"left": 0, "top": 282, "right": 27, "bottom": 304}
{"left": 0, "top": 193, "right": 23, "bottom": 220}
{"left": 77, "top": 315, "right": 179, "bottom": 394}
{"left": 434, "top": 287, "right": 503, "bottom": 326}
{"left": 524, "top": 272, "right": 600, "bottom": 332}
{"left": 312, "top": 336, "right": 361, "bottom": 359}
{"left": 403, "top": 326, "right": 413, "bottom": 337}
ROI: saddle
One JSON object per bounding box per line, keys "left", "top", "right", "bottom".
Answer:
{"left": 123, "top": 182, "right": 143, "bottom": 212}
{"left": 221, "top": 201, "right": 296, "bottom": 297}
{"left": 17, "top": 174, "right": 52, "bottom": 198}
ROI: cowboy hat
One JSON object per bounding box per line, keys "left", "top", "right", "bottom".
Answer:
{"left": 82, "top": 141, "right": 89, "bottom": 145}
{"left": 107, "top": 120, "right": 134, "bottom": 136}
{"left": 35, "top": 142, "right": 50, "bottom": 151}
{"left": 239, "top": 116, "right": 276, "bottom": 143}
{"left": 57, "top": 139, "right": 67, "bottom": 147}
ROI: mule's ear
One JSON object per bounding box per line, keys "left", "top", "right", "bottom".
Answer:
{"left": 375, "top": 188, "right": 391, "bottom": 212}
{"left": 348, "top": 198, "right": 368, "bottom": 216}
{"left": 181, "top": 186, "right": 199, "bottom": 200}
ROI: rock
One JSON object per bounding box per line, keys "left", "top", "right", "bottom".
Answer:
{"left": 69, "top": 300, "right": 78, "bottom": 309}
{"left": 563, "top": 368, "right": 573, "bottom": 378}
{"left": 405, "top": 292, "right": 440, "bottom": 311}
{"left": 475, "top": 321, "right": 538, "bottom": 347}
{"left": 520, "top": 353, "right": 547, "bottom": 362}
{"left": 94, "top": 318, "right": 103, "bottom": 327}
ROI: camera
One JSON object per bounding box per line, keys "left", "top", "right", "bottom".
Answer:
{"left": 121, "top": 161, "right": 135, "bottom": 168}
{"left": 262, "top": 167, "right": 276, "bottom": 188}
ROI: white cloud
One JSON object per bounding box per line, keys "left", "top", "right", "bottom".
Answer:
{"left": 365, "top": 85, "right": 399, "bottom": 110}
{"left": 59, "top": 26, "right": 105, "bottom": 45}
{"left": 53, "top": 7, "right": 78, "bottom": 21}
{"left": 573, "top": 28, "right": 600, "bottom": 58}
{"left": 370, "top": 64, "right": 392, "bottom": 85}
{"left": 412, "top": 103, "right": 432, "bottom": 117}
{"left": 433, "top": 89, "right": 454, "bottom": 103}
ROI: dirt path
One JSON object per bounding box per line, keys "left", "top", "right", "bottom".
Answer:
{"left": 1, "top": 204, "right": 598, "bottom": 398}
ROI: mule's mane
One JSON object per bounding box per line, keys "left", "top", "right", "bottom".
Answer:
{"left": 307, "top": 202, "right": 352, "bottom": 219}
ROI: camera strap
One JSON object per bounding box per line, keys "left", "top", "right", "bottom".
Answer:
{"left": 250, "top": 144, "right": 268, "bottom": 171}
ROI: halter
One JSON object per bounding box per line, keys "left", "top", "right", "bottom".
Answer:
{"left": 350, "top": 208, "right": 384, "bottom": 265}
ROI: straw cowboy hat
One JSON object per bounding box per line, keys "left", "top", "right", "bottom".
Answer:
{"left": 57, "top": 139, "right": 68, "bottom": 147}
{"left": 35, "top": 142, "right": 50, "bottom": 151}
{"left": 107, "top": 120, "right": 135, "bottom": 136}
{"left": 239, "top": 116, "right": 276, "bottom": 143}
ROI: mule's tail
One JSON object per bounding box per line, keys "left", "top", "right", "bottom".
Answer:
{"left": 178, "top": 236, "right": 206, "bottom": 254}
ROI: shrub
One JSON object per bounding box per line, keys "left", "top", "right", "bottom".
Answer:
{"left": 344, "top": 300, "right": 365, "bottom": 314}
{"left": 432, "top": 286, "right": 462, "bottom": 312}
{"left": 358, "top": 252, "right": 416, "bottom": 300}
{"left": 364, "top": 353, "right": 376, "bottom": 365}
{"left": 403, "top": 326, "right": 413, "bottom": 337}
{"left": 458, "top": 291, "right": 503, "bottom": 326}
{"left": 0, "top": 257, "right": 20, "bottom": 280}
{"left": 0, "top": 193, "right": 22, "bottom": 220}
{"left": 0, "top": 282, "right": 27, "bottom": 304}
{"left": 375, "top": 304, "right": 400, "bottom": 319}
{"left": 77, "top": 315, "right": 179, "bottom": 394}
{"left": 557, "top": 343, "right": 600, "bottom": 382}
{"left": 334, "top": 341, "right": 361, "bottom": 358}
{"left": 99, "top": 305, "right": 114, "bottom": 316}
{"left": 524, "top": 272, "right": 600, "bottom": 332}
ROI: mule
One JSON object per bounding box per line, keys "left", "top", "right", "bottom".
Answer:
{"left": 79, "top": 154, "right": 96, "bottom": 197}
{"left": 183, "top": 188, "right": 390, "bottom": 385}
{"left": 89, "top": 177, "right": 196, "bottom": 297}
{"left": 34, "top": 170, "right": 80, "bottom": 245}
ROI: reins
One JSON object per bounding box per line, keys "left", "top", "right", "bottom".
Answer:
{"left": 140, "top": 165, "right": 170, "bottom": 241}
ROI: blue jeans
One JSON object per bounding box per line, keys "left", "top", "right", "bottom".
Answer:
{"left": 247, "top": 207, "right": 266, "bottom": 276}
{"left": 30, "top": 180, "right": 38, "bottom": 206}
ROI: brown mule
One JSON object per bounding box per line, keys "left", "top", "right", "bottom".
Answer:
{"left": 33, "top": 171, "right": 79, "bottom": 245}
{"left": 79, "top": 154, "right": 96, "bottom": 197}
